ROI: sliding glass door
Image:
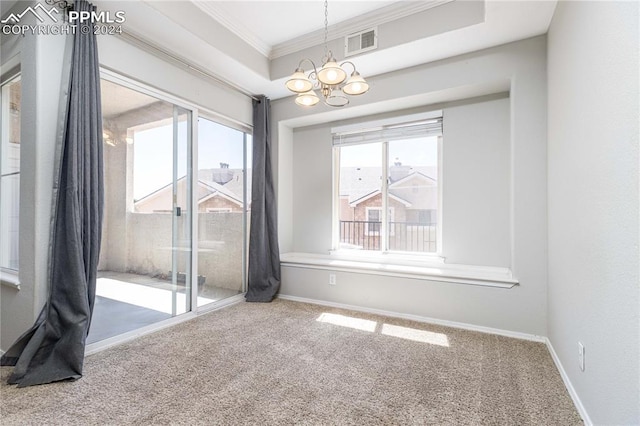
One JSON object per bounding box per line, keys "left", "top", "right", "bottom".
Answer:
{"left": 89, "top": 78, "right": 192, "bottom": 343}
{"left": 88, "top": 74, "right": 252, "bottom": 344}
{"left": 196, "top": 117, "right": 251, "bottom": 307}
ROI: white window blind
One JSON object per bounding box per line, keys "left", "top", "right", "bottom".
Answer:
{"left": 332, "top": 117, "right": 442, "bottom": 147}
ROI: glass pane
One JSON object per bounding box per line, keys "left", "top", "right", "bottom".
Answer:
{"left": 196, "top": 117, "right": 248, "bottom": 307}
{"left": 338, "top": 142, "right": 382, "bottom": 251}
{"left": 88, "top": 79, "right": 192, "bottom": 344}
{"left": 0, "top": 77, "right": 21, "bottom": 270}
{"left": 387, "top": 136, "right": 438, "bottom": 252}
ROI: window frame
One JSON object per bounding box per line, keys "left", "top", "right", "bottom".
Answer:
{"left": 332, "top": 113, "right": 443, "bottom": 258}
{"left": 1, "top": 73, "right": 21, "bottom": 287}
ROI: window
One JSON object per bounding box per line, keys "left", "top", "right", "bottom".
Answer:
{"left": 334, "top": 115, "right": 442, "bottom": 254}
{"left": 1, "top": 75, "right": 21, "bottom": 272}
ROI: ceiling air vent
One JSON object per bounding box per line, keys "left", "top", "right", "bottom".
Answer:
{"left": 344, "top": 27, "right": 377, "bottom": 57}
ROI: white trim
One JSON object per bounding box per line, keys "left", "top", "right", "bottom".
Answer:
{"left": 280, "top": 252, "right": 518, "bottom": 288}
{"left": 381, "top": 142, "right": 389, "bottom": 250}
{"left": 1, "top": 76, "right": 21, "bottom": 274}
{"left": 197, "top": 293, "right": 245, "bottom": 314}
{"left": 332, "top": 146, "right": 341, "bottom": 251}
{"left": 277, "top": 294, "right": 544, "bottom": 342}
{"left": 545, "top": 338, "right": 593, "bottom": 425}
{"left": 191, "top": 1, "right": 271, "bottom": 57}
{"left": 191, "top": 107, "right": 199, "bottom": 313}
{"left": 437, "top": 134, "right": 443, "bottom": 256}
{"left": 270, "top": 0, "right": 452, "bottom": 59}
{"left": 0, "top": 268, "right": 20, "bottom": 289}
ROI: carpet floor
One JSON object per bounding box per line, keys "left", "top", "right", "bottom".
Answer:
{"left": 0, "top": 299, "right": 582, "bottom": 425}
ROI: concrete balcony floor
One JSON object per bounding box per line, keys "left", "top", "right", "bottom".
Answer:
{"left": 87, "top": 271, "right": 240, "bottom": 344}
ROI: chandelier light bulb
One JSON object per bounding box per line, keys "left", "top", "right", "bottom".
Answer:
{"left": 295, "top": 90, "right": 320, "bottom": 107}
{"left": 317, "top": 59, "right": 347, "bottom": 85}
{"left": 343, "top": 71, "right": 369, "bottom": 96}
{"left": 285, "top": 68, "right": 313, "bottom": 93}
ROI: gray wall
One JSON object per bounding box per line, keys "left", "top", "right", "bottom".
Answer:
{"left": 443, "top": 98, "right": 510, "bottom": 267}
{"left": 273, "top": 36, "right": 548, "bottom": 336}
{"left": 547, "top": 1, "right": 639, "bottom": 424}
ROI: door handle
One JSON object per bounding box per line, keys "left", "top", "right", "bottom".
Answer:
{"left": 176, "top": 206, "right": 182, "bottom": 217}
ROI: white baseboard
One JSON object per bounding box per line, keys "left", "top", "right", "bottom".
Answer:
{"left": 277, "top": 294, "right": 546, "bottom": 343}
{"left": 545, "top": 338, "right": 592, "bottom": 425}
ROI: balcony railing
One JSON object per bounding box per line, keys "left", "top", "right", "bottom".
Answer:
{"left": 339, "top": 220, "right": 437, "bottom": 253}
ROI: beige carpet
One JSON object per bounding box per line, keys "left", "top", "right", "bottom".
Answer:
{"left": 1, "top": 299, "right": 581, "bottom": 425}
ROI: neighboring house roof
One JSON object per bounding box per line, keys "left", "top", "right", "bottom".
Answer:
{"left": 134, "top": 177, "right": 183, "bottom": 204}
{"left": 389, "top": 171, "right": 436, "bottom": 188}
{"left": 198, "top": 179, "right": 243, "bottom": 206}
{"left": 339, "top": 167, "right": 383, "bottom": 204}
{"left": 134, "top": 168, "right": 250, "bottom": 210}
{"left": 342, "top": 166, "right": 437, "bottom": 207}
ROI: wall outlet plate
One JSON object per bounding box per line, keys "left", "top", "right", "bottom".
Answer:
{"left": 329, "top": 273, "right": 336, "bottom": 285}
{"left": 578, "top": 341, "right": 585, "bottom": 371}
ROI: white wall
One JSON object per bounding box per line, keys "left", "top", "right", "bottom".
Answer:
{"left": 547, "top": 1, "right": 639, "bottom": 424}
{"left": 273, "top": 36, "right": 548, "bottom": 336}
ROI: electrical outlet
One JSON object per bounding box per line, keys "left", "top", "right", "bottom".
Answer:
{"left": 578, "top": 342, "right": 585, "bottom": 371}
{"left": 329, "top": 273, "right": 336, "bottom": 285}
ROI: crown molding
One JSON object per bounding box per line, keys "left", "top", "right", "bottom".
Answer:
{"left": 192, "top": 0, "right": 272, "bottom": 58}
{"left": 270, "top": 0, "right": 453, "bottom": 59}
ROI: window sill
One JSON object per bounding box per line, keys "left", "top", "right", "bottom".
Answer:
{"left": 1, "top": 268, "right": 20, "bottom": 290}
{"left": 280, "top": 252, "right": 518, "bottom": 288}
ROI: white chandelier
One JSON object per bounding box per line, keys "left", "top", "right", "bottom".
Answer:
{"left": 285, "top": 0, "right": 369, "bottom": 107}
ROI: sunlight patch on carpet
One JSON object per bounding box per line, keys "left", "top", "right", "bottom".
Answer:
{"left": 316, "top": 312, "right": 450, "bottom": 346}
{"left": 316, "top": 313, "right": 377, "bottom": 332}
{"left": 381, "top": 323, "right": 450, "bottom": 347}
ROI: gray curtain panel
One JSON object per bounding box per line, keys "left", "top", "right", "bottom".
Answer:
{"left": 246, "top": 96, "right": 281, "bottom": 302}
{"left": 0, "top": 0, "right": 104, "bottom": 387}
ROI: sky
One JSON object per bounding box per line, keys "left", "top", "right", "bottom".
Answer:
{"left": 339, "top": 136, "right": 438, "bottom": 168}
{"left": 133, "top": 117, "right": 251, "bottom": 200}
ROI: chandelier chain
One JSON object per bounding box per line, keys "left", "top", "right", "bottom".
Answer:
{"left": 323, "top": 0, "right": 329, "bottom": 57}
